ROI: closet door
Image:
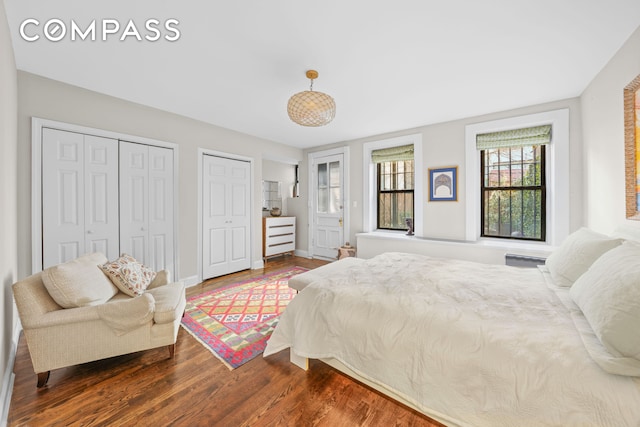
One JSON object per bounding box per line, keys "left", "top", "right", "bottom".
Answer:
{"left": 120, "top": 141, "right": 175, "bottom": 272}
{"left": 202, "top": 155, "right": 251, "bottom": 279}
{"left": 148, "top": 146, "right": 174, "bottom": 272}
{"left": 42, "top": 129, "right": 85, "bottom": 267}
{"left": 119, "top": 142, "right": 149, "bottom": 264}
{"left": 42, "top": 128, "right": 118, "bottom": 268}
{"left": 85, "top": 135, "right": 120, "bottom": 258}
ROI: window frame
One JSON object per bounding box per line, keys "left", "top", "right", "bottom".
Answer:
{"left": 363, "top": 134, "right": 423, "bottom": 235}
{"left": 480, "top": 144, "right": 547, "bottom": 241}
{"left": 465, "top": 109, "right": 569, "bottom": 246}
{"left": 376, "top": 160, "right": 415, "bottom": 230}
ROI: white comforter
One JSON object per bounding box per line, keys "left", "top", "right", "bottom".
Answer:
{"left": 264, "top": 252, "right": 640, "bottom": 426}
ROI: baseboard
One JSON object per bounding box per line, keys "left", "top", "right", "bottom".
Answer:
{"left": 180, "top": 275, "right": 200, "bottom": 288}
{"left": 294, "top": 249, "right": 310, "bottom": 258}
{"left": 252, "top": 260, "right": 264, "bottom": 270}
{"left": 0, "top": 322, "right": 21, "bottom": 427}
{"left": 0, "top": 368, "right": 15, "bottom": 427}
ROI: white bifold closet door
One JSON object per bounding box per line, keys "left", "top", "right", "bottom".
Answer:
{"left": 119, "top": 141, "right": 174, "bottom": 273}
{"left": 202, "top": 154, "right": 251, "bottom": 279}
{"left": 42, "top": 128, "right": 119, "bottom": 268}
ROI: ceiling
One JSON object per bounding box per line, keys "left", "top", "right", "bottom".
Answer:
{"left": 5, "top": 1, "right": 640, "bottom": 149}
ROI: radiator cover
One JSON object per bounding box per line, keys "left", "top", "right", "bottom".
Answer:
{"left": 505, "top": 253, "right": 547, "bottom": 268}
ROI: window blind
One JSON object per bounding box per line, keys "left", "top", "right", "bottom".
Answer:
{"left": 476, "top": 125, "right": 551, "bottom": 150}
{"left": 371, "top": 144, "right": 414, "bottom": 163}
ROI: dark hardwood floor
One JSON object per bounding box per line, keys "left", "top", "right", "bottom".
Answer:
{"left": 9, "top": 256, "right": 443, "bottom": 427}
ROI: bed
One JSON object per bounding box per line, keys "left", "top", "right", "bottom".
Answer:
{"left": 264, "top": 228, "right": 640, "bottom": 426}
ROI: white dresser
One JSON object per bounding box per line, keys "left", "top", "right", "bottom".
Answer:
{"left": 263, "top": 216, "right": 296, "bottom": 261}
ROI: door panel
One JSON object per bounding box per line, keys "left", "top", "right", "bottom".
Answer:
{"left": 209, "top": 228, "right": 227, "bottom": 265}
{"left": 312, "top": 154, "right": 344, "bottom": 259}
{"left": 89, "top": 238, "right": 110, "bottom": 256}
{"left": 120, "top": 142, "right": 149, "bottom": 264}
{"left": 40, "top": 127, "right": 173, "bottom": 274}
{"left": 151, "top": 235, "right": 166, "bottom": 271}
{"left": 148, "top": 146, "right": 174, "bottom": 272}
{"left": 43, "top": 128, "right": 85, "bottom": 268}
{"left": 202, "top": 155, "right": 251, "bottom": 279}
{"left": 85, "top": 135, "right": 119, "bottom": 261}
{"left": 231, "top": 227, "right": 247, "bottom": 260}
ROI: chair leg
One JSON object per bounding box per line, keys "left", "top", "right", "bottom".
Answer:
{"left": 168, "top": 343, "right": 175, "bottom": 359}
{"left": 37, "top": 371, "right": 50, "bottom": 388}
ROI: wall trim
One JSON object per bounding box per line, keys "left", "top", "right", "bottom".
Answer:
{"left": 362, "top": 134, "right": 424, "bottom": 236}
{"left": 181, "top": 275, "right": 200, "bottom": 288}
{"left": 294, "top": 249, "right": 310, "bottom": 258}
{"left": 30, "top": 117, "right": 181, "bottom": 277}
{"left": 464, "top": 109, "right": 570, "bottom": 246}
{"left": 1, "top": 321, "right": 22, "bottom": 427}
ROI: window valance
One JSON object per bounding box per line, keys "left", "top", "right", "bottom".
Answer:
{"left": 371, "top": 144, "right": 414, "bottom": 163}
{"left": 476, "top": 125, "right": 551, "bottom": 150}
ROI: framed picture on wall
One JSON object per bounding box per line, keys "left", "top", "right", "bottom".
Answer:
{"left": 625, "top": 73, "right": 640, "bottom": 220}
{"left": 429, "top": 166, "right": 457, "bottom": 201}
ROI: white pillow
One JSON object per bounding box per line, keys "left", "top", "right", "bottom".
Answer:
{"left": 99, "top": 254, "right": 156, "bottom": 297}
{"left": 545, "top": 227, "right": 622, "bottom": 286}
{"left": 570, "top": 241, "right": 640, "bottom": 373}
{"left": 42, "top": 252, "right": 119, "bottom": 308}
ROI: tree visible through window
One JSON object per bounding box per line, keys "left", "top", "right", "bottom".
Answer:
{"left": 481, "top": 145, "right": 545, "bottom": 240}
{"left": 377, "top": 160, "right": 414, "bottom": 230}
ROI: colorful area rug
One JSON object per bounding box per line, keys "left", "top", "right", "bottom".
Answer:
{"left": 181, "top": 267, "right": 307, "bottom": 369}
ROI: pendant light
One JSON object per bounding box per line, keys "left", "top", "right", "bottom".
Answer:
{"left": 287, "top": 70, "right": 336, "bottom": 127}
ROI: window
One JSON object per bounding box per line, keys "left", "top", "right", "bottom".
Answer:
{"left": 477, "top": 125, "right": 550, "bottom": 241}
{"left": 377, "top": 160, "right": 414, "bottom": 229}
{"left": 466, "top": 109, "right": 569, "bottom": 245}
{"left": 363, "top": 134, "right": 423, "bottom": 235}
{"left": 372, "top": 144, "right": 414, "bottom": 230}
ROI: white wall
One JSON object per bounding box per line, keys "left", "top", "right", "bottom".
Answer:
{"left": 301, "top": 97, "right": 583, "bottom": 250}
{"left": 0, "top": 0, "right": 18, "bottom": 418}
{"left": 16, "top": 72, "right": 304, "bottom": 281}
{"left": 582, "top": 26, "right": 640, "bottom": 233}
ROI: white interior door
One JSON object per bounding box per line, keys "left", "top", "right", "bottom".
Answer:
{"left": 42, "top": 128, "right": 85, "bottom": 267}
{"left": 120, "top": 141, "right": 149, "bottom": 264}
{"left": 84, "top": 135, "right": 119, "bottom": 259}
{"left": 42, "top": 128, "right": 118, "bottom": 268}
{"left": 119, "top": 142, "right": 175, "bottom": 272}
{"left": 312, "top": 153, "right": 344, "bottom": 259}
{"left": 148, "top": 146, "right": 174, "bottom": 272}
{"left": 202, "top": 154, "right": 251, "bottom": 279}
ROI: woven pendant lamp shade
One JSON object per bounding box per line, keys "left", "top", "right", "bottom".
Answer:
{"left": 287, "top": 70, "right": 336, "bottom": 127}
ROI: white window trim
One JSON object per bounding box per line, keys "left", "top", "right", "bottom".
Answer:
{"left": 362, "top": 134, "right": 423, "bottom": 236}
{"left": 464, "top": 109, "right": 570, "bottom": 247}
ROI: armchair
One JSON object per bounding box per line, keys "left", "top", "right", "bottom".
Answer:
{"left": 12, "top": 253, "right": 186, "bottom": 387}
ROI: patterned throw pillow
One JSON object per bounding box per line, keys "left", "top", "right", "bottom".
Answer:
{"left": 99, "top": 254, "right": 156, "bottom": 297}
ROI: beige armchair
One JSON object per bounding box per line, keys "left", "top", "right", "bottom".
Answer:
{"left": 12, "top": 253, "right": 186, "bottom": 387}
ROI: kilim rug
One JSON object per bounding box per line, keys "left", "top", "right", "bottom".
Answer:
{"left": 180, "top": 266, "right": 308, "bottom": 369}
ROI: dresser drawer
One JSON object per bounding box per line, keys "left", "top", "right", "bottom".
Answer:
{"left": 266, "top": 224, "right": 295, "bottom": 237}
{"left": 265, "top": 241, "right": 295, "bottom": 256}
{"left": 265, "top": 216, "right": 295, "bottom": 227}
